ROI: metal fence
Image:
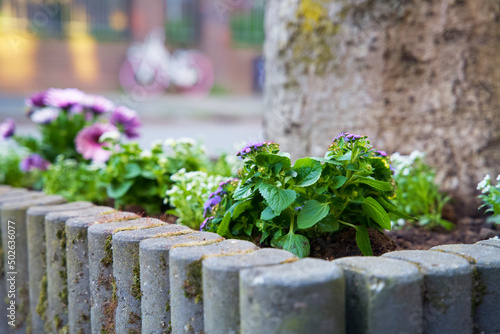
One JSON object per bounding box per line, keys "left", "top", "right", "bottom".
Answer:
{"left": 230, "top": 0, "right": 265, "bottom": 47}
{"left": 164, "top": 0, "right": 200, "bottom": 45}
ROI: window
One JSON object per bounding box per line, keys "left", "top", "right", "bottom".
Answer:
{"left": 230, "top": 0, "right": 265, "bottom": 47}
{"left": 0, "top": 0, "right": 130, "bottom": 40}
{"left": 165, "top": 0, "right": 200, "bottom": 46}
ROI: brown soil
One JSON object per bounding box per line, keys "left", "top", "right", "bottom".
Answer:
{"left": 387, "top": 217, "right": 500, "bottom": 251}
{"left": 309, "top": 215, "right": 500, "bottom": 260}
{"left": 310, "top": 228, "right": 398, "bottom": 260}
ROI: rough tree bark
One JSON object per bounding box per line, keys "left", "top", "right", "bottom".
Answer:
{"left": 264, "top": 0, "right": 500, "bottom": 215}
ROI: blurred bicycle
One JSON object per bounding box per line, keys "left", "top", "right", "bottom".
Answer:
{"left": 119, "top": 27, "right": 214, "bottom": 97}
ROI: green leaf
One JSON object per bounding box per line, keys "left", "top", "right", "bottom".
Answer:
{"left": 362, "top": 197, "right": 391, "bottom": 229}
{"left": 260, "top": 206, "right": 277, "bottom": 220}
{"left": 297, "top": 200, "right": 330, "bottom": 229}
{"left": 233, "top": 184, "right": 253, "bottom": 200}
{"left": 258, "top": 183, "right": 296, "bottom": 215}
{"left": 232, "top": 200, "right": 252, "bottom": 219}
{"left": 292, "top": 158, "right": 322, "bottom": 187}
{"left": 354, "top": 225, "right": 373, "bottom": 256}
{"left": 311, "top": 157, "right": 342, "bottom": 165}
{"left": 330, "top": 175, "right": 348, "bottom": 189}
{"left": 356, "top": 177, "right": 393, "bottom": 192}
{"left": 272, "top": 232, "right": 310, "bottom": 258}
{"left": 141, "top": 170, "right": 156, "bottom": 180}
{"left": 376, "top": 197, "right": 414, "bottom": 220}
{"left": 107, "top": 180, "right": 133, "bottom": 199}
{"left": 124, "top": 163, "right": 142, "bottom": 179}
{"left": 256, "top": 153, "right": 291, "bottom": 171}
{"left": 317, "top": 214, "right": 339, "bottom": 232}
{"left": 217, "top": 211, "right": 233, "bottom": 237}
{"left": 337, "top": 151, "right": 352, "bottom": 161}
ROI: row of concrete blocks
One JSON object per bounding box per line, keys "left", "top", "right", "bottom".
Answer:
{"left": 0, "top": 186, "right": 499, "bottom": 333}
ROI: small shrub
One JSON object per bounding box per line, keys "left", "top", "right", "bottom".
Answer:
{"left": 391, "top": 151, "right": 453, "bottom": 230}
{"left": 202, "top": 134, "right": 408, "bottom": 258}
{"left": 478, "top": 174, "right": 500, "bottom": 224}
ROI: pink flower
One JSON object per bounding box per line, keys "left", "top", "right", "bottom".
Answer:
{"left": 75, "top": 123, "right": 118, "bottom": 163}
{"left": 110, "top": 106, "right": 141, "bottom": 139}
{"left": 44, "top": 88, "right": 85, "bottom": 109}
{"left": 20, "top": 154, "right": 50, "bottom": 172}
{"left": 30, "top": 107, "right": 60, "bottom": 124}
{"left": 82, "top": 95, "right": 115, "bottom": 114}
{"left": 0, "top": 118, "right": 15, "bottom": 139}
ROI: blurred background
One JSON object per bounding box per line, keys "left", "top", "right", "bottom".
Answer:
{"left": 0, "top": 0, "right": 265, "bottom": 153}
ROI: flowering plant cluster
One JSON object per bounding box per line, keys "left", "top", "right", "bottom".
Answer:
{"left": 0, "top": 88, "right": 141, "bottom": 173}
{"left": 390, "top": 151, "right": 453, "bottom": 230}
{"left": 478, "top": 174, "right": 500, "bottom": 224}
{"left": 165, "top": 169, "right": 230, "bottom": 229}
{"left": 202, "top": 134, "right": 408, "bottom": 257}
{"left": 102, "top": 138, "right": 221, "bottom": 214}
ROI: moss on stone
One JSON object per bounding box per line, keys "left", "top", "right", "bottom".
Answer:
{"left": 72, "top": 230, "right": 86, "bottom": 245}
{"left": 36, "top": 275, "right": 48, "bottom": 320}
{"left": 59, "top": 287, "right": 68, "bottom": 306}
{"left": 101, "top": 235, "right": 113, "bottom": 267}
{"left": 131, "top": 264, "right": 142, "bottom": 300}
{"left": 182, "top": 259, "right": 203, "bottom": 304}
{"left": 471, "top": 267, "right": 487, "bottom": 316}
{"left": 54, "top": 314, "right": 63, "bottom": 329}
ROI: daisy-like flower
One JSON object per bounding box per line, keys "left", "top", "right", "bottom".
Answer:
{"left": 44, "top": 88, "right": 85, "bottom": 109}
{"left": 110, "top": 106, "right": 141, "bottom": 139}
{"left": 19, "top": 154, "right": 50, "bottom": 172}
{"left": 332, "top": 132, "right": 365, "bottom": 142}
{"left": 30, "top": 107, "right": 60, "bottom": 124}
{"left": 25, "top": 90, "right": 47, "bottom": 114}
{"left": 374, "top": 150, "right": 388, "bottom": 157}
{"left": 75, "top": 123, "right": 119, "bottom": 163}
{"left": 0, "top": 118, "right": 15, "bottom": 140}
{"left": 83, "top": 95, "right": 115, "bottom": 115}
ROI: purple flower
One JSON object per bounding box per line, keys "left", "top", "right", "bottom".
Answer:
{"left": 200, "top": 216, "right": 213, "bottom": 231}
{"left": 333, "top": 132, "right": 365, "bottom": 143}
{"left": 203, "top": 195, "right": 222, "bottom": 218}
{"left": 19, "top": 154, "right": 50, "bottom": 172}
{"left": 30, "top": 107, "right": 60, "bottom": 124}
{"left": 25, "top": 91, "right": 47, "bottom": 113}
{"left": 83, "top": 95, "right": 115, "bottom": 114}
{"left": 375, "top": 150, "right": 387, "bottom": 157}
{"left": 0, "top": 119, "right": 15, "bottom": 140}
{"left": 110, "top": 106, "right": 141, "bottom": 139}
{"left": 75, "top": 123, "right": 118, "bottom": 163}
{"left": 236, "top": 141, "right": 276, "bottom": 159}
{"left": 44, "top": 88, "right": 85, "bottom": 109}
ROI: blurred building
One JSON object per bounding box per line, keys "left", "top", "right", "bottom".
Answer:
{"left": 0, "top": 0, "right": 264, "bottom": 94}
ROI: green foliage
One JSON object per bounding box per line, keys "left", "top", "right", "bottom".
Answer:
{"left": 102, "top": 139, "right": 213, "bottom": 215}
{"left": 202, "top": 135, "right": 406, "bottom": 258}
{"left": 43, "top": 156, "right": 108, "bottom": 204}
{"left": 478, "top": 174, "right": 500, "bottom": 224}
{"left": 0, "top": 144, "right": 42, "bottom": 189}
{"left": 165, "top": 169, "right": 230, "bottom": 230}
{"left": 391, "top": 151, "right": 453, "bottom": 230}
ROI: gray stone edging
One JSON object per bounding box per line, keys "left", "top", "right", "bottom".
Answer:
{"left": 0, "top": 187, "right": 498, "bottom": 334}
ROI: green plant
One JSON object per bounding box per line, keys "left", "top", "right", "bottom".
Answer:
{"left": 202, "top": 134, "right": 409, "bottom": 258}
{"left": 478, "top": 174, "right": 500, "bottom": 224}
{"left": 102, "top": 138, "right": 212, "bottom": 215}
{"left": 391, "top": 151, "right": 453, "bottom": 230}
{"left": 43, "top": 156, "right": 108, "bottom": 204}
{"left": 0, "top": 144, "right": 41, "bottom": 189}
{"left": 165, "top": 169, "right": 230, "bottom": 229}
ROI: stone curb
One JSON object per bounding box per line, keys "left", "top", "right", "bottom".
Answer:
{"left": 65, "top": 210, "right": 138, "bottom": 334}
{"left": 139, "top": 231, "right": 222, "bottom": 333}
{"left": 202, "top": 248, "right": 298, "bottom": 334}
{"left": 169, "top": 239, "right": 259, "bottom": 334}
{"left": 240, "top": 258, "right": 345, "bottom": 334}
{"left": 430, "top": 244, "right": 500, "bottom": 333}
{"left": 0, "top": 195, "right": 66, "bottom": 332}
{"left": 26, "top": 201, "right": 94, "bottom": 334}
{"left": 0, "top": 188, "right": 499, "bottom": 334}
{"left": 44, "top": 206, "right": 114, "bottom": 333}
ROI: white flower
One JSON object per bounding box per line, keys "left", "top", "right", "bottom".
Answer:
{"left": 98, "top": 130, "right": 120, "bottom": 143}
{"left": 164, "top": 138, "right": 176, "bottom": 147}
{"left": 177, "top": 137, "right": 196, "bottom": 146}
{"left": 140, "top": 150, "right": 152, "bottom": 158}
{"left": 496, "top": 175, "right": 500, "bottom": 182}
{"left": 478, "top": 175, "right": 490, "bottom": 190}
{"left": 482, "top": 185, "right": 491, "bottom": 194}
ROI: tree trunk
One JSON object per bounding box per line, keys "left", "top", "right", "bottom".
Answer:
{"left": 264, "top": 0, "right": 500, "bottom": 215}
